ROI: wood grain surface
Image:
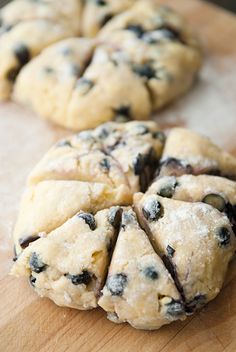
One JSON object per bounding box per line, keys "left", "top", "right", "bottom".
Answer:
{"left": 0, "top": 1, "right": 236, "bottom": 351}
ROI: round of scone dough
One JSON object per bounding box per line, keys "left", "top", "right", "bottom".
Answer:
{"left": 98, "top": 208, "right": 186, "bottom": 330}
{"left": 81, "top": 0, "right": 136, "bottom": 37}
{"left": 12, "top": 124, "right": 236, "bottom": 329}
{"left": 12, "top": 207, "right": 122, "bottom": 309}
{"left": 147, "top": 174, "right": 236, "bottom": 234}
{"left": 158, "top": 128, "right": 236, "bottom": 180}
{"left": 7, "top": 0, "right": 202, "bottom": 130}
{"left": 134, "top": 193, "right": 236, "bottom": 313}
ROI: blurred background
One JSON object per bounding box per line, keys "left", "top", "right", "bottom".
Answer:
{"left": 0, "top": 0, "right": 236, "bottom": 12}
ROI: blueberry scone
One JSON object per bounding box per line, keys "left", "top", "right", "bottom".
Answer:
{"left": 98, "top": 208, "right": 185, "bottom": 330}
{"left": 12, "top": 207, "right": 122, "bottom": 309}
{"left": 9, "top": 1, "right": 202, "bottom": 130}
{"left": 0, "top": 0, "right": 82, "bottom": 100}
{"left": 147, "top": 175, "right": 236, "bottom": 234}
{"left": 134, "top": 193, "right": 235, "bottom": 313}
{"left": 12, "top": 124, "right": 236, "bottom": 330}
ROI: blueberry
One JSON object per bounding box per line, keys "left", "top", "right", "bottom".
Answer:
{"left": 100, "top": 158, "right": 110, "bottom": 172}
{"left": 106, "top": 273, "right": 127, "bottom": 296}
{"left": 224, "top": 203, "right": 236, "bottom": 235}
{"left": 56, "top": 140, "right": 72, "bottom": 148}
{"left": 97, "top": 127, "right": 109, "bottom": 139}
{"left": 108, "top": 207, "right": 122, "bottom": 229}
{"left": 202, "top": 194, "right": 226, "bottom": 212}
{"left": 126, "top": 24, "right": 145, "bottom": 38}
{"left": 185, "top": 294, "right": 206, "bottom": 314}
{"left": 19, "top": 235, "right": 40, "bottom": 249}
{"left": 165, "top": 299, "right": 184, "bottom": 317}
{"left": 95, "top": 0, "right": 107, "bottom": 5}
{"left": 142, "top": 199, "right": 163, "bottom": 221}
{"left": 6, "top": 67, "right": 20, "bottom": 82}
{"left": 121, "top": 211, "right": 136, "bottom": 229}
{"left": 77, "top": 212, "right": 96, "bottom": 230}
{"left": 143, "top": 266, "right": 159, "bottom": 280}
{"left": 66, "top": 270, "right": 92, "bottom": 285}
{"left": 76, "top": 78, "right": 94, "bottom": 95}
{"left": 133, "top": 153, "right": 145, "bottom": 175}
{"left": 158, "top": 177, "right": 178, "bottom": 198}
{"left": 29, "top": 275, "right": 36, "bottom": 287}
{"left": 166, "top": 245, "right": 175, "bottom": 258}
{"left": 60, "top": 47, "right": 74, "bottom": 56}
{"left": 100, "top": 13, "right": 113, "bottom": 27}
{"left": 29, "top": 252, "right": 47, "bottom": 273}
{"left": 44, "top": 66, "right": 54, "bottom": 74}
{"left": 13, "top": 43, "right": 30, "bottom": 66}
{"left": 133, "top": 124, "right": 149, "bottom": 135}
{"left": 133, "top": 63, "right": 156, "bottom": 80}
{"left": 152, "top": 131, "right": 166, "bottom": 144}
{"left": 216, "top": 227, "right": 231, "bottom": 247}
{"left": 113, "top": 105, "right": 131, "bottom": 122}
{"left": 159, "top": 158, "right": 192, "bottom": 177}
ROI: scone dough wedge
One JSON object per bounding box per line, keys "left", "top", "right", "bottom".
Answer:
{"left": 134, "top": 193, "right": 235, "bottom": 314}
{"left": 13, "top": 180, "right": 131, "bottom": 256}
{"left": 12, "top": 207, "right": 122, "bottom": 310}
{"left": 98, "top": 208, "right": 185, "bottom": 330}
{"left": 13, "top": 38, "right": 95, "bottom": 127}
{"left": 147, "top": 175, "right": 236, "bottom": 233}
{"left": 159, "top": 128, "right": 236, "bottom": 179}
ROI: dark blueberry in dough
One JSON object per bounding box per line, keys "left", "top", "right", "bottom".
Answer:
{"left": 143, "top": 266, "right": 159, "bottom": 280}
{"left": 6, "top": 67, "right": 21, "bottom": 82}
{"left": 121, "top": 211, "right": 136, "bottom": 229}
{"left": 13, "top": 245, "right": 18, "bottom": 262}
{"left": 152, "top": 131, "right": 166, "bottom": 144}
{"left": 100, "top": 13, "right": 113, "bottom": 27}
{"left": 97, "top": 127, "right": 109, "bottom": 139}
{"left": 159, "top": 158, "right": 192, "bottom": 177}
{"left": 133, "top": 63, "right": 156, "bottom": 80}
{"left": 66, "top": 270, "right": 92, "bottom": 285}
{"left": 77, "top": 212, "right": 96, "bottom": 230}
{"left": 157, "top": 26, "right": 181, "bottom": 41}
{"left": 133, "top": 124, "right": 149, "bottom": 135}
{"left": 108, "top": 206, "right": 123, "bottom": 229}
{"left": 166, "top": 245, "right": 175, "bottom": 258}
{"left": 29, "top": 275, "right": 36, "bottom": 287}
{"left": 76, "top": 78, "right": 94, "bottom": 95}
{"left": 95, "top": 0, "right": 107, "bottom": 5}
{"left": 216, "top": 227, "right": 231, "bottom": 247}
{"left": 166, "top": 299, "right": 184, "bottom": 317}
{"left": 158, "top": 177, "right": 178, "bottom": 198}
{"left": 19, "top": 235, "right": 40, "bottom": 249}
{"left": 224, "top": 203, "right": 236, "bottom": 235}
{"left": 69, "top": 64, "right": 80, "bottom": 77}
{"left": 126, "top": 24, "right": 145, "bottom": 38}
{"left": 13, "top": 43, "right": 30, "bottom": 66}
{"left": 133, "top": 153, "right": 145, "bottom": 175}
{"left": 202, "top": 194, "right": 226, "bottom": 212}
{"left": 113, "top": 105, "right": 131, "bottom": 122}
{"left": 60, "top": 47, "right": 74, "bottom": 56}
{"left": 44, "top": 66, "right": 54, "bottom": 74}
{"left": 56, "top": 139, "right": 72, "bottom": 148}
{"left": 142, "top": 199, "right": 163, "bottom": 221}
{"left": 100, "top": 158, "right": 111, "bottom": 172}
{"left": 106, "top": 273, "right": 127, "bottom": 296}
{"left": 185, "top": 294, "right": 206, "bottom": 314}
{"left": 29, "top": 252, "right": 47, "bottom": 273}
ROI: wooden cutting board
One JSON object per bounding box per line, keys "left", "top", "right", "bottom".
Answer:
{"left": 0, "top": 1, "right": 236, "bottom": 351}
